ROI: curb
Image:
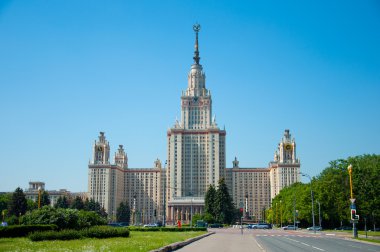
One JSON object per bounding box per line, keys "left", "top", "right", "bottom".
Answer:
{"left": 151, "top": 231, "right": 215, "bottom": 252}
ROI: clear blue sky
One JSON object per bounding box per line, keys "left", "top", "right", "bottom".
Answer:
{"left": 1, "top": 1, "right": 379, "bottom": 192}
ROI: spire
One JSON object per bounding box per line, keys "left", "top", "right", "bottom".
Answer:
{"left": 193, "top": 23, "right": 201, "bottom": 65}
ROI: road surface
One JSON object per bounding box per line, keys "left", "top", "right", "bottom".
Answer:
{"left": 176, "top": 227, "right": 380, "bottom": 252}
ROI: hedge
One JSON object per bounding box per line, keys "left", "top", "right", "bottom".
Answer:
{"left": 0, "top": 225, "right": 58, "bottom": 238}
{"left": 29, "top": 226, "right": 130, "bottom": 241}
{"left": 127, "top": 226, "right": 207, "bottom": 232}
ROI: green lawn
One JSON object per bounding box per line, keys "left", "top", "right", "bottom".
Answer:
{"left": 358, "top": 231, "right": 380, "bottom": 237}
{"left": 0, "top": 231, "right": 207, "bottom": 252}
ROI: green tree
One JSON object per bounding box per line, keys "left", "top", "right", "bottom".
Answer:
{"left": 8, "top": 187, "right": 27, "bottom": 216}
{"left": 84, "top": 198, "right": 107, "bottom": 218}
{"left": 84, "top": 198, "right": 95, "bottom": 211}
{"left": 40, "top": 190, "right": 51, "bottom": 207}
{"left": 55, "top": 196, "right": 69, "bottom": 209}
{"left": 0, "top": 193, "right": 11, "bottom": 214}
{"left": 204, "top": 184, "right": 217, "bottom": 221}
{"left": 272, "top": 154, "right": 380, "bottom": 229}
{"left": 70, "top": 196, "right": 84, "bottom": 210}
{"left": 27, "top": 199, "right": 37, "bottom": 211}
{"left": 215, "top": 178, "right": 235, "bottom": 224}
{"left": 116, "top": 201, "right": 130, "bottom": 223}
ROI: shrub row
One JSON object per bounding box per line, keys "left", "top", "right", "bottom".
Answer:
{"left": 22, "top": 207, "right": 107, "bottom": 230}
{"left": 0, "top": 225, "right": 58, "bottom": 238}
{"left": 128, "top": 226, "right": 207, "bottom": 232}
{"left": 29, "top": 226, "right": 130, "bottom": 241}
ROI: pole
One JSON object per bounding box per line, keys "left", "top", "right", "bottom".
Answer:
{"left": 373, "top": 211, "right": 376, "bottom": 232}
{"left": 365, "top": 217, "right": 367, "bottom": 238}
{"left": 301, "top": 173, "right": 316, "bottom": 233}
{"left": 38, "top": 187, "right": 41, "bottom": 209}
{"left": 280, "top": 200, "right": 282, "bottom": 228}
{"left": 293, "top": 194, "right": 296, "bottom": 229}
{"left": 190, "top": 197, "right": 193, "bottom": 228}
{"left": 317, "top": 201, "right": 321, "bottom": 227}
{"left": 241, "top": 216, "right": 243, "bottom": 235}
{"left": 348, "top": 164, "right": 358, "bottom": 238}
{"left": 310, "top": 179, "right": 316, "bottom": 234}
{"left": 163, "top": 160, "right": 167, "bottom": 227}
{"left": 276, "top": 202, "right": 278, "bottom": 227}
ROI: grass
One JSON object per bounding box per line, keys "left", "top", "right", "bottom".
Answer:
{"left": 357, "top": 238, "right": 380, "bottom": 244}
{"left": 358, "top": 231, "right": 380, "bottom": 237}
{"left": 0, "top": 230, "right": 207, "bottom": 252}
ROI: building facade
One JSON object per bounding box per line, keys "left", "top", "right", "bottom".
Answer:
{"left": 88, "top": 25, "right": 300, "bottom": 224}
{"left": 25, "top": 181, "right": 76, "bottom": 207}
{"left": 166, "top": 24, "right": 226, "bottom": 224}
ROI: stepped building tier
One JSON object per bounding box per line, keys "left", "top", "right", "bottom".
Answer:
{"left": 87, "top": 24, "right": 300, "bottom": 224}
{"left": 166, "top": 24, "right": 226, "bottom": 224}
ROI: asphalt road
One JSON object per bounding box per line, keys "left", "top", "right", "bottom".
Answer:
{"left": 176, "top": 228, "right": 380, "bottom": 252}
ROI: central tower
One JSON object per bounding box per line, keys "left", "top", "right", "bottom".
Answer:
{"left": 166, "top": 24, "right": 226, "bottom": 224}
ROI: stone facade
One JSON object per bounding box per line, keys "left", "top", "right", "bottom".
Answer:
{"left": 87, "top": 25, "right": 300, "bottom": 224}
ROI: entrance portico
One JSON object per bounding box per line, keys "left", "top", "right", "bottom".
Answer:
{"left": 167, "top": 197, "right": 204, "bottom": 225}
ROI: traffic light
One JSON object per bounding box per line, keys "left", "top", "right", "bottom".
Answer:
{"left": 239, "top": 208, "right": 243, "bottom": 213}
{"left": 351, "top": 209, "right": 356, "bottom": 220}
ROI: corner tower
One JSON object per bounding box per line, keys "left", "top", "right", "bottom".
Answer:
{"left": 269, "top": 129, "right": 301, "bottom": 199}
{"left": 166, "top": 24, "right": 226, "bottom": 224}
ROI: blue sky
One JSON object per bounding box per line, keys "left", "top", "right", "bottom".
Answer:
{"left": 0, "top": 1, "right": 379, "bottom": 192}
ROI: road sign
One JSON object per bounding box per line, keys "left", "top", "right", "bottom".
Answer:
{"left": 350, "top": 199, "right": 356, "bottom": 204}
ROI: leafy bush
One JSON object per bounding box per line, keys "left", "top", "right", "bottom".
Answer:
{"left": 84, "top": 226, "right": 130, "bottom": 238}
{"left": 0, "top": 224, "right": 57, "bottom": 238}
{"left": 29, "top": 229, "right": 81, "bottom": 241}
{"left": 28, "top": 226, "right": 130, "bottom": 241}
{"left": 127, "top": 226, "right": 206, "bottom": 232}
{"left": 22, "top": 206, "right": 106, "bottom": 230}
{"left": 77, "top": 210, "right": 107, "bottom": 229}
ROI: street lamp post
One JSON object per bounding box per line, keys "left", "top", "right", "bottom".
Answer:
{"left": 301, "top": 172, "right": 316, "bottom": 234}
{"left": 348, "top": 164, "right": 358, "bottom": 238}
{"left": 317, "top": 201, "right": 321, "bottom": 228}
{"left": 280, "top": 200, "right": 283, "bottom": 228}
{"left": 163, "top": 160, "right": 167, "bottom": 227}
{"left": 275, "top": 202, "right": 278, "bottom": 227}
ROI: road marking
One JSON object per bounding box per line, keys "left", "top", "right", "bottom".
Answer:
{"left": 285, "top": 237, "right": 300, "bottom": 243}
{"left": 325, "top": 233, "right": 335, "bottom": 236}
{"left": 285, "top": 237, "right": 325, "bottom": 251}
{"left": 253, "top": 237, "right": 266, "bottom": 252}
{"left": 312, "top": 246, "right": 325, "bottom": 251}
{"left": 348, "top": 245, "right": 362, "bottom": 249}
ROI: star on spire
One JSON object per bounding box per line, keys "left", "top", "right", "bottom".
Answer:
{"left": 193, "top": 23, "right": 201, "bottom": 65}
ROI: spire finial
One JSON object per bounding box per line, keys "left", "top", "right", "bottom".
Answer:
{"left": 193, "top": 23, "right": 201, "bottom": 64}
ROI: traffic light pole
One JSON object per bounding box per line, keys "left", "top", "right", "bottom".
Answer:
{"left": 348, "top": 165, "right": 358, "bottom": 238}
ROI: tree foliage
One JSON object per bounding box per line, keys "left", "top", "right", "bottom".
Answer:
{"left": 70, "top": 196, "right": 84, "bottom": 210}
{"left": 204, "top": 179, "right": 235, "bottom": 224}
{"left": 8, "top": 187, "right": 27, "bottom": 216}
{"left": 204, "top": 184, "right": 217, "bottom": 221}
{"left": 116, "top": 201, "right": 130, "bottom": 223}
{"left": 0, "top": 193, "right": 11, "bottom": 214}
{"left": 55, "top": 196, "right": 69, "bottom": 209}
{"left": 84, "top": 198, "right": 107, "bottom": 218}
{"left": 271, "top": 154, "right": 380, "bottom": 229}
{"left": 40, "top": 190, "right": 51, "bottom": 207}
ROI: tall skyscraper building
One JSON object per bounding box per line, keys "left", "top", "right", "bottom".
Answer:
{"left": 166, "top": 24, "right": 226, "bottom": 223}
{"left": 87, "top": 25, "right": 300, "bottom": 224}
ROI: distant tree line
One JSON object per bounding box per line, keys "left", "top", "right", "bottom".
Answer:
{"left": 0, "top": 188, "right": 107, "bottom": 225}
{"left": 268, "top": 154, "right": 380, "bottom": 229}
